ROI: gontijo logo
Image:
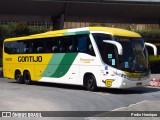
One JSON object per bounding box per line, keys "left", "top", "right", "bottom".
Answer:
{"left": 18, "top": 56, "right": 42, "bottom": 62}
{"left": 102, "top": 79, "right": 114, "bottom": 87}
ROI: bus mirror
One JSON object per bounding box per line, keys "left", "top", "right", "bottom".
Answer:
{"left": 103, "top": 40, "right": 123, "bottom": 55}
{"left": 145, "top": 42, "right": 157, "bottom": 56}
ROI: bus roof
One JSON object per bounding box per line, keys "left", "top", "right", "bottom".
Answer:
{"left": 4, "top": 27, "right": 141, "bottom": 42}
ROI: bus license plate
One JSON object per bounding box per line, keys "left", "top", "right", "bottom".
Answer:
{"left": 136, "top": 82, "right": 142, "bottom": 86}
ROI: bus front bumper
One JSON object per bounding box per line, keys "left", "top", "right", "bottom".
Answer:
{"left": 100, "top": 76, "right": 150, "bottom": 88}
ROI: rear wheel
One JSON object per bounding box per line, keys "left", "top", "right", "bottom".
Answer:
{"left": 84, "top": 74, "right": 97, "bottom": 91}
{"left": 15, "top": 71, "right": 24, "bottom": 84}
{"left": 23, "top": 71, "right": 32, "bottom": 85}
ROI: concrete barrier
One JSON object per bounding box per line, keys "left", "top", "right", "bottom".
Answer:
{"left": 149, "top": 74, "right": 160, "bottom": 87}
{"left": 150, "top": 79, "right": 160, "bottom": 87}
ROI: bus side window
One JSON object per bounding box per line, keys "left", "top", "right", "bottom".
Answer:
{"left": 19, "top": 40, "right": 32, "bottom": 54}
{"left": 64, "top": 36, "right": 75, "bottom": 53}
{"left": 4, "top": 42, "right": 12, "bottom": 54}
{"left": 77, "top": 35, "right": 95, "bottom": 56}
{"left": 4, "top": 41, "right": 19, "bottom": 54}
{"left": 77, "top": 36, "right": 87, "bottom": 52}
{"left": 102, "top": 43, "right": 118, "bottom": 67}
{"left": 33, "top": 39, "right": 45, "bottom": 53}
{"left": 58, "top": 40, "right": 62, "bottom": 52}
{"left": 58, "top": 39, "right": 67, "bottom": 53}
{"left": 46, "top": 38, "right": 58, "bottom": 53}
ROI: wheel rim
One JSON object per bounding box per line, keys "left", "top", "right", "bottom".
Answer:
{"left": 25, "top": 73, "right": 30, "bottom": 83}
{"left": 17, "top": 75, "right": 20, "bottom": 82}
{"left": 87, "top": 77, "right": 94, "bottom": 90}
{"left": 16, "top": 73, "right": 21, "bottom": 82}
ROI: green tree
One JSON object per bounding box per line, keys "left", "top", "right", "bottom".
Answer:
{"left": 14, "top": 22, "right": 29, "bottom": 36}
{"left": 2, "top": 23, "right": 16, "bottom": 38}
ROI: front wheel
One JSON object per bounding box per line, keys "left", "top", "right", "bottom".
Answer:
{"left": 23, "top": 71, "right": 32, "bottom": 85}
{"left": 84, "top": 75, "right": 97, "bottom": 91}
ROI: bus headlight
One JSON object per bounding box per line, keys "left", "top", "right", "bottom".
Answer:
{"left": 123, "top": 82, "right": 126, "bottom": 86}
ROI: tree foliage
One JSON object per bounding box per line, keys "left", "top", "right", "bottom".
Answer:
{"left": 0, "top": 22, "right": 50, "bottom": 41}
{"left": 135, "top": 29, "right": 160, "bottom": 43}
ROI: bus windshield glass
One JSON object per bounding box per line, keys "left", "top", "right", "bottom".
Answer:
{"left": 93, "top": 33, "right": 149, "bottom": 72}
{"left": 115, "top": 36, "right": 148, "bottom": 72}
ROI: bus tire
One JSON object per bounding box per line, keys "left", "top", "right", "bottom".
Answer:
{"left": 15, "top": 71, "right": 24, "bottom": 84}
{"left": 23, "top": 71, "right": 32, "bottom": 85}
{"left": 84, "top": 74, "right": 97, "bottom": 91}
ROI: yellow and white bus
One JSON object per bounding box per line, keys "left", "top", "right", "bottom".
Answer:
{"left": 3, "top": 27, "right": 157, "bottom": 91}
{"left": 148, "top": 43, "right": 160, "bottom": 73}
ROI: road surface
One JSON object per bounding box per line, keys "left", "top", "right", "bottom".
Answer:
{"left": 0, "top": 77, "right": 160, "bottom": 120}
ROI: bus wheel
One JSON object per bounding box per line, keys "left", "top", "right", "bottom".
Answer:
{"left": 84, "top": 74, "right": 97, "bottom": 91}
{"left": 24, "top": 71, "right": 32, "bottom": 85}
{"left": 15, "top": 71, "right": 24, "bottom": 84}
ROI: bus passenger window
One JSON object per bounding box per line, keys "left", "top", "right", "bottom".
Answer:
{"left": 68, "top": 45, "right": 74, "bottom": 52}
{"left": 58, "top": 40, "right": 66, "bottom": 53}
{"left": 24, "top": 48, "right": 29, "bottom": 53}
{"left": 33, "top": 39, "right": 45, "bottom": 53}
{"left": 37, "top": 47, "right": 44, "bottom": 53}
{"left": 52, "top": 46, "right": 58, "bottom": 52}
{"left": 19, "top": 40, "right": 32, "bottom": 54}
{"left": 4, "top": 41, "right": 20, "bottom": 54}
{"left": 65, "top": 36, "right": 75, "bottom": 52}
{"left": 77, "top": 35, "right": 95, "bottom": 56}
{"left": 46, "top": 38, "right": 59, "bottom": 53}
{"left": 78, "top": 36, "right": 88, "bottom": 52}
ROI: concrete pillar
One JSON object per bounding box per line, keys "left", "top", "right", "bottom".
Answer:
{"left": 52, "top": 14, "right": 65, "bottom": 30}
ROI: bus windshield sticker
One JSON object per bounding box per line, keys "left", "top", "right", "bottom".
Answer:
{"left": 108, "top": 54, "right": 112, "bottom": 58}
{"left": 112, "top": 59, "right": 115, "bottom": 66}
{"left": 125, "top": 62, "right": 129, "bottom": 68}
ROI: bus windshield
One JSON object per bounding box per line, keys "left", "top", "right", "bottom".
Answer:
{"left": 93, "top": 33, "right": 149, "bottom": 72}
{"left": 115, "top": 36, "right": 148, "bottom": 72}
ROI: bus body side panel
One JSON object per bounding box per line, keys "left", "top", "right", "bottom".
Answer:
{"left": 34, "top": 54, "right": 53, "bottom": 81}
{"left": 38, "top": 53, "right": 101, "bottom": 86}
{"left": 38, "top": 53, "right": 80, "bottom": 85}
{"left": 3, "top": 53, "right": 20, "bottom": 79}
{"left": 3, "top": 53, "right": 16, "bottom": 79}
{"left": 78, "top": 53, "right": 102, "bottom": 87}
{"left": 3, "top": 53, "right": 36, "bottom": 80}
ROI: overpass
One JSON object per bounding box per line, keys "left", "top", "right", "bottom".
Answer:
{"left": 0, "top": 0, "right": 160, "bottom": 29}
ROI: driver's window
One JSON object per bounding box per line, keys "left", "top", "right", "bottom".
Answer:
{"left": 92, "top": 33, "right": 118, "bottom": 67}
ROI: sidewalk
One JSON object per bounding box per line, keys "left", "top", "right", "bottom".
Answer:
{"left": 87, "top": 101, "right": 160, "bottom": 120}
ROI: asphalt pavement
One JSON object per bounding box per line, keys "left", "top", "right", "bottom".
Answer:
{"left": 0, "top": 74, "right": 160, "bottom": 120}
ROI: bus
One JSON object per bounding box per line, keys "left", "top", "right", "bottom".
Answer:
{"left": 148, "top": 43, "right": 160, "bottom": 73}
{"left": 3, "top": 27, "right": 157, "bottom": 91}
